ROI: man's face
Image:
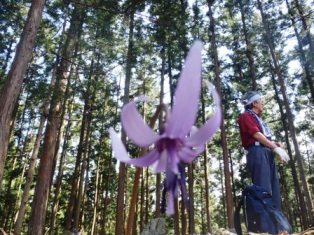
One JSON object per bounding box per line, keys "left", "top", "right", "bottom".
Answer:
{"left": 253, "top": 99, "right": 264, "bottom": 113}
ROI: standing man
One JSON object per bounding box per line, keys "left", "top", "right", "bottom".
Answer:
{"left": 238, "top": 91, "right": 289, "bottom": 209}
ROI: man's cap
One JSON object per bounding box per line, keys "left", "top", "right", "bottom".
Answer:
{"left": 242, "top": 91, "right": 262, "bottom": 106}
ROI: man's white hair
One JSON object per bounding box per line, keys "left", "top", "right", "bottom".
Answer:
{"left": 242, "top": 91, "right": 262, "bottom": 106}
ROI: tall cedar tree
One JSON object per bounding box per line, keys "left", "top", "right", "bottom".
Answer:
{"left": 116, "top": 3, "right": 135, "bottom": 235}
{"left": 256, "top": 0, "right": 313, "bottom": 227}
{"left": 207, "top": 0, "right": 235, "bottom": 229}
{"left": 27, "top": 3, "right": 84, "bottom": 234}
{"left": 285, "top": 0, "right": 314, "bottom": 102}
{"left": 0, "top": 0, "right": 45, "bottom": 185}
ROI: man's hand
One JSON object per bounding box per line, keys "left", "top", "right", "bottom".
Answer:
{"left": 273, "top": 147, "right": 290, "bottom": 163}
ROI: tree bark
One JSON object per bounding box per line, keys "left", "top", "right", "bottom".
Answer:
{"left": 72, "top": 57, "right": 95, "bottom": 234}
{"left": 145, "top": 168, "right": 149, "bottom": 226}
{"left": 285, "top": 0, "right": 314, "bottom": 103}
{"left": 27, "top": 3, "right": 84, "bottom": 234}
{"left": 237, "top": 0, "right": 257, "bottom": 89}
{"left": 173, "top": 199, "right": 180, "bottom": 235}
{"left": 97, "top": 106, "right": 112, "bottom": 234}
{"left": 13, "top": 107, "right": 47, "bottom": 234}
{"left": 279, "top": 167, "right": 295, "bottom": 229}
{"left": 115, "top": 5, "right": 135, "bottom": 235}
{"left": 91, "top": 157, "right": 101, "bottom": 235}
{"left": 203, "top": 148, "right": 212, "bottom": 233}
{"left": 156, "top": 47, "right": 166, "bottom": 218}
{"left": 4, "top": 111, "right": 33, "bottom": 231}
{"left": 100, "top": 162, "right": 111, "bottom": 234}
{"left": 207, "top": 0, "right": 234, "bottom": 228}
{"left": 48, "top": 52, "right": 76, "bottom": 233}
{"left": 293, "top": 0, "right": 314, "bottom": 62}
{"left": 63, "top": 43, "right": 95, "bottom": 235}
{"left": 49, "top": 93, "right": 74, "bottom": 234}
{"left": 200, "top": 89, "right": 212, "bottom": 233}
{"left": 73, "top": 126, "right": 91, "bottom": 231}
{"left": 0, "top": 0, "right": 46, "bottom": 185}
{"left": 257, "top": 0, "right": 313, "bottom": 227}
{"left": 180, "top": 199, "right": 187, "bottom": 235}
{"left": 188, "top": 164, "right": 195, "bottom": 234}
{"left": 1, "top": 90, "right": 30, "bottom": 228}
{"left": 126, "top": 168, "right": 142, "bottom": 235}
{"left": 269, "top": 61, "right": 307, "bottom": 229}
{"left": 139, "top": 171, "right": 145, "bottom": 233}
{"left": 14, "top": 24, "right": 66, "bottom": 232}
{"left": 64, "top": 91, "right": 89, "bottom": 230}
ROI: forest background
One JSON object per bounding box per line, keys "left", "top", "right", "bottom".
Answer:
{"left": 0, "top": 0, "right": 313, "bottom": 234}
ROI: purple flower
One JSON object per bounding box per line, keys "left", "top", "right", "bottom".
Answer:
{"left": 109, "top": 41, "right": 221, "bottom": 214}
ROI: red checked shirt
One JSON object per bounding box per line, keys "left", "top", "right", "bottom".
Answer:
{"left": 238, "top": 111, "right": 261, "bottom": 149}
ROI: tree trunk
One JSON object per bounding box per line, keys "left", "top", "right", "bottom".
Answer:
{"left": 91, "top": 157, "right": 101, "bottom": 235}
{"left": 49, "top": 65, "right": 73, "bottom": 190}
{"left": 72, "top": 52, "right": 97, "bottom": 233}
{"left": 238, "top": 0, "right": 257, "bottom": 89}
{"left": 140, "top": 171, "right": 145, "bottom": 233}
{"left": 200, "top": 89, "right": 212, "bottom": 233}
{"left": 203, "top": 148, "right": 212, "bottom": 233}
{"left": 145, "top": 168, "right": 149, "bottom": 226}
{"left": 207, "top": 0, "right": 234, "bottom": 228}
{"left": 173, "top": 199, "right": 180, "bottom": 235}
{"left": 48, "top": 54, "right": 76, "bottom": 233}
{"left": 229, "top": 150, "right": 237, "bottom": 208}
{"left": 219, "top": 159, "right": 227, "bottom": 228}
{"left": 27, "top": 3, "right": 84, "bottom": 234}
{"left": 156, "top": 47, "right": 166, "bottom": 218}
{"left": 285, "top": 0, "right": 314, "bottom": 103}
{"left": 257, "top": 0, "right": 313, "bottom": 227}
{"left": 14, "top": 27, "right": 66, "bottom": 233}
{"left": 168, "top": 50, "right": 174, "bottom": 107}
{"left": 4, "top": 116, "right": 33, "bottom": 231}
{"left": 177, "top": 197, "right": 187, "bottom": 235}
{"left": 293, "top": 0, "right": 314, "bottom": 63}
{"left": 0, "top": 0, "right": 45, "bottom": 185}
{"left": 1, "top": 90, "right": 30, "bottom": 228}
{"left": 13, "top": 107, "right": 47, "bottom": 234}
{"left": 64, "top": 66, "right": 94, "bottom": 234}
{"left": 115, "top": 5, "right": 135, "bottom": 234}
{"left": 49, "top": 94, "right": 74, "bottom": 234}
{"left": 73, "top": 128, "right": 91, "bottom": 232}
{"left": 100, "top": 163, "right": 111, "bottom": 234}
{"left": 64, "top": 97, "right": 88, "bottom": 230}
{"left": 96, "top": 106, "right": 111, "bottom": 234}
{"left": 279, "top": 166, "right": 295, "bottom": 229}
{"left": 269, "top": 61, "right": 307, "bottom": 229}
{"left": 180, "top": 198, "right": 187, "bottom": 235}
{"left": 188, "top": 164, "right": 195, "bottom": 234}
{"left": 126, "top": 168, "right": 142, "bottom": 235}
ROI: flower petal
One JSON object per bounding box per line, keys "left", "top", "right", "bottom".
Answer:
{"left": 165, "top": 170, "right": 177, "bottom": 215}
{"left": 109, "top": 127, "right": 132, "bottom": 162}
{"left": 178, "top": 147, "right": 199, "bottom": 163}
{"left": 165, "top": 41, "right": 203, "bottom": 138}
{"left": 121, "top": 101, "right": 160, "bottom": 147}
{"left": 110, "top": 128, "right": 159, "bottom": 167}
{"left": 166, "top": 190, "right": 175, "bottom": 215}
{"left": 168, "top": 148, "right": 180, "bottom": 175}
{"left": 185, "top": 82, "right": 222, "bottom": 147}
{"left": 152, "top": 150, "right": 168, "bottom": 173}
{"left": 127, "top": 150, "right": 160, "bottom": 167}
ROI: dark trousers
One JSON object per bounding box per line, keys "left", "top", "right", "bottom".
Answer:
{"left": 246, "top": 145, "right": 281, "bottom": 209}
